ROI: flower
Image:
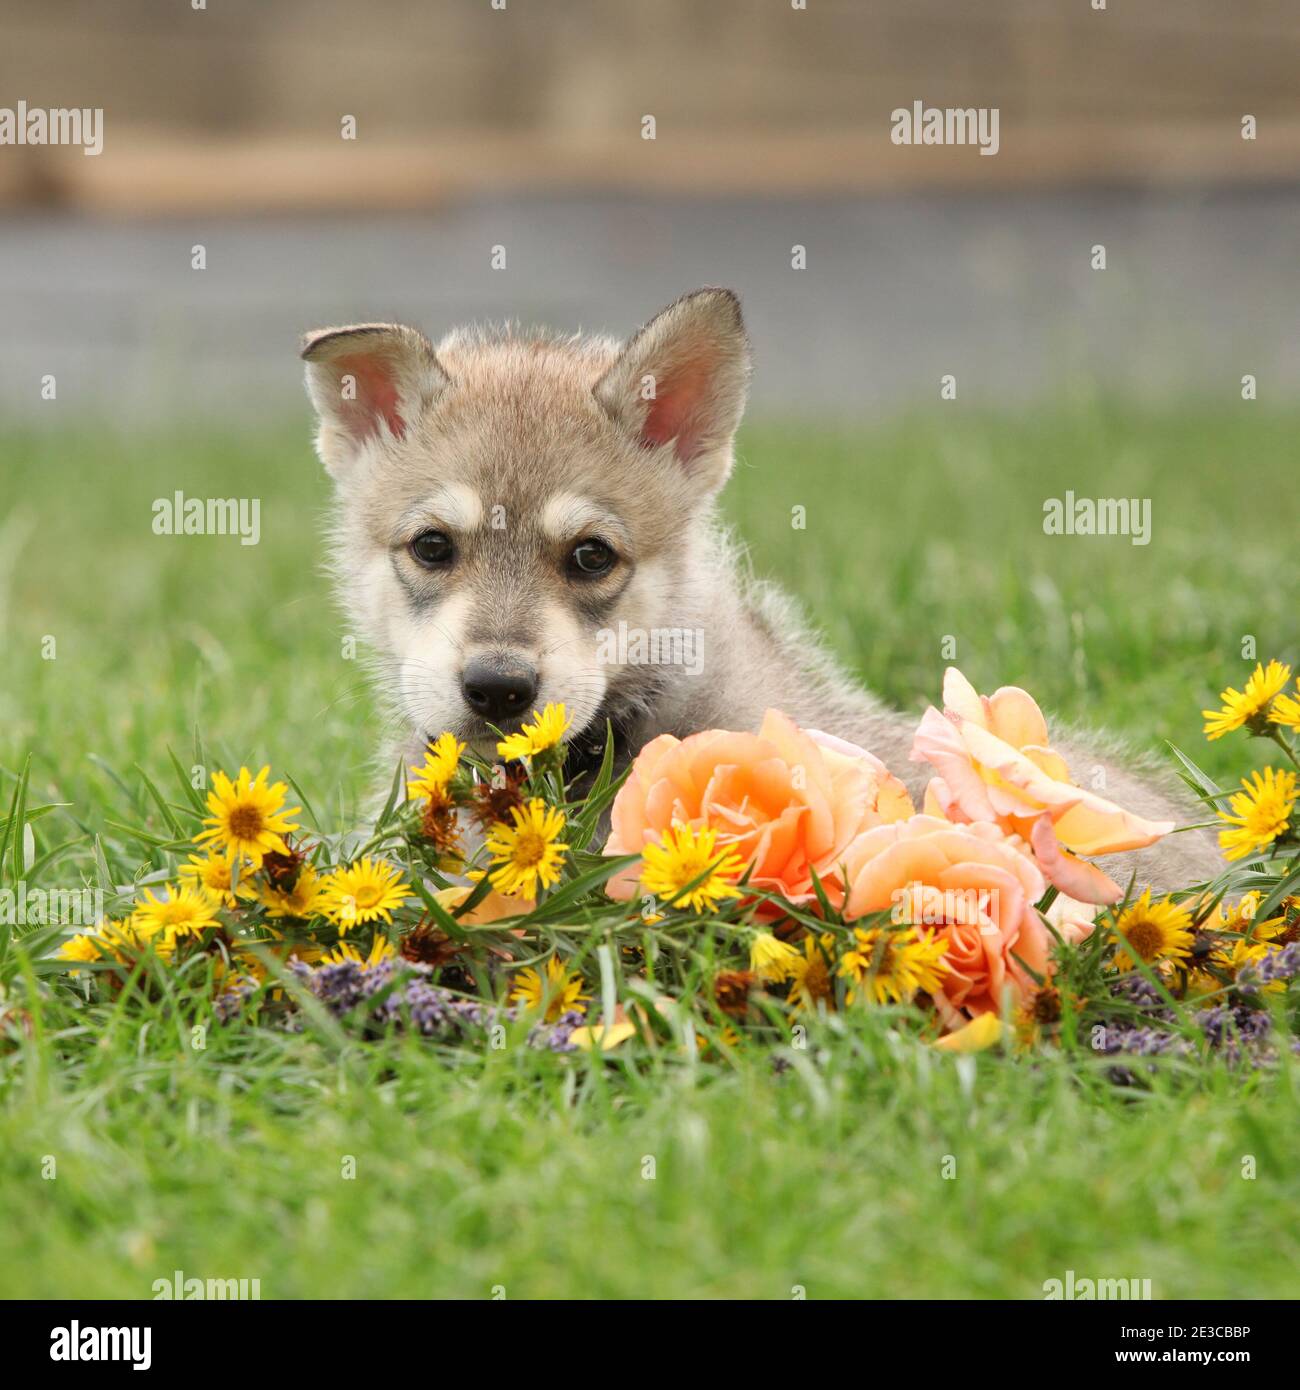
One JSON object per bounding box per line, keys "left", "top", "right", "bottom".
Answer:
{"left": 910, "top": 668, "right": 1173, "bottom": 904}
{"left": 436, "top": 881, "right": 533, "bottom": 923}
{"left": 259, "top": 862, "right": 328, "bottom": 919}
{"left": 496, "top": 702, "right": 571, "bottom": 761}
{"left": 322, "top": 936, "right": 397, "bottom": 968}
{"left": 1111, "top": 890, "right": 1194, "bottom": 972}
{"left": 419, "top": 787, "right": 463, "bottom": 863}
{"left": 933, "top": 1013, "right": 1003, "bottom": 1053}
{"left": 839, "top": 814, "right": 1051, "bottom": 1026}
{"left": 604, "top": 708, "right": 913, "bottom": 911}
{"left": 320, "top": 858, "right": 413, "bottom": 932}
{"left": 1222, "top": 937, "right": 1286, "bottom": 995}
{"left": 1203, "top": 660, "right": 1292, "bottom": 739}
{"left": 712, "top": 969, "right": 758, "bottom": 1018}
{"left": 749, "top": 931, "right": 800, "bottom": 983}
{"left": 510, "top": 956, "right": 589, "bottom": 1022}
{"left": 786, "top": 933, "right": 836, "bottom": 1015}
{"left": 133, "top": 883, "right": 221, "bottom": 942}
{"left": 838, "top": 924, "right": 949, "bottom": 1006}
{"left": 196, "top": 766, "right": 300, "bottom": 868}
{"left": 59, "top": 932, "right": 104, "bottom": 967}
{"left": 1270, "top": 681, "right": 1300, "bottom": 733}
{"left": 485, "top": 799, "right": 569, "bottom": 898}
{"left": 638, "top": 822, "right": 744, "bottom": 914}
{"left": 179, "top": 850, "right": 249, "bottom": 909}
{"left": 1217, "top": 767, "right": 1297, "bottom": 861}
{"left": 407, "top": 732, "right": 465, "bottom": 800}
{"left": 1044, "top": 892, "right": 1098, "bottom": 946}
{"left": 472, "top": 765, "right": 528, "bottom": 829}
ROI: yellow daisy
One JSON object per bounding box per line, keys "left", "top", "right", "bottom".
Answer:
{"left": 132, "top": 884, "right": 221, "bottom": 943}
{"left": 179, "top": 849, "right": 251, "bottom": 909}
{"left": 320, "top": 858, "right": 413, "bottom": 933}
{"left": 99, "top": 915, "right": 171, "bottom": 958}
{"left": 1270, "top": 683, "right": 1300, "bottom": 732}
{"left": 486, "top": 798, "right": 569, "bottom": 897}
{"left": 1217, "top": 766, "right": 1298, "bottom": 861}
{"left": 749, "top": 931, "right": 800, "bottom": 983}
{"left": 259, "top": 862, "right": 328, "bottom": 920}
{"left": 787, "top": 932, "right": 836, "bottom": 1015}
{"left": 196, "top": 765, "right": 300, "bottom": 867}
{"left": 1111, "top": 890, "right": 1194, "bottom": 971}
{"left": 322, "top": 936, "right": 397, "bottom": 968}
{"left": 838, "top": 925, "right": 949, "bottom": 1006}
{"left": 1223, "top": 936, "right": 1286, "bottom": 995}
{"left": 510, "top": 955, "right": 590, "bottom": 1022}
{"left": 1202, "top": 660, "right": 1292, "bottom": 740}
{"left": 59, "top": 932, "right": 104, "bottom": 967}
{"left": 640, "top": 822, "right": 745, "bottom": 914}
{"left": 407, "top": 732, "right": 465, "bottom": 801}
{"left": 496, "top": 702, "right": 571, "bottom": 761}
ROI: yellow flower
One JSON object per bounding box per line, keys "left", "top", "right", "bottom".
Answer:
{"left": 99, "top": 915, "right": 171, "bottom": 958}
{"left": 1270, "top": 683, "right": 1300, "bottom": 733}
{"left": 1197, "top": 890, "right": 1285, "bottom": 941}
{"left": 179, "top": 849, "right": 250, "bottom": 909}
{"left": 59, "top": 932, "right": 104, "bottom": 967}
{"left": 787, "top": 932, "right": 836, "bottom": 1015}
{"left": 133, "top": 884, "right": 221, "bottom": 943}
{"left": 407, "top": 732, "right": 465, "bottom": 801}
{"left": 934, "top": 1013, "right": 1003, "bottom": 1053}
{"left": 1202, "top": 660, "right": 1292, "bottom": 740}
{"left": 322, "top": 936, "right": 397, "bottom": 968}
{"left": 1223, "top": 936, "right": 1286, "bottom": 995}
{"left": 496, "top": 702, "right": 571, "bottom": 761}
{"left": 259, "top": 862, "right": 328, "bottom": 920}
{"left": 749, "top": 931, "right": 800, "bottom": 983}
{"left": 639, "top": 822, "right": 744, "bottom": 914}
{"left": 486, "top": 799, "right": 569, "bottom": 897}
{"left": 510, "top": 955, "right": 590, "bottom": 1022}
{"left": 320, "top": 857, "right": 413, "bottom": 933}
{"left": 838, "top": 925, "right": 949, "bottom": 1006}
{"left": 1111, "top": 890, "right": 1194, "bottom": 971}
{"left": 196, "top": 766, "right": 300, "bottom": 867}
{"left": 1217, "top": 767, "right": 1298, "bottom": 861}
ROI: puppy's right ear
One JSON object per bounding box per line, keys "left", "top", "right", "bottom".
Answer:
{"left": 300, "top": 323, "right": 448, "bottom": 475}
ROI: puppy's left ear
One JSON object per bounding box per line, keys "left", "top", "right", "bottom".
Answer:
{"left": 593, "top": 288, "right": 751, "bottom": 492}
{"left": 300, "top": 322, "right": 448, "bottom": 476}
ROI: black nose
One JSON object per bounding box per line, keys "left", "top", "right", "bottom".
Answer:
{"left": 460, "top": 658, "right": 539, "bottom": 724}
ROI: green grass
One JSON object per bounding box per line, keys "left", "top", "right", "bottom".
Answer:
{"left": 1, "top": 404, "right": 1297, "bottom": 1299}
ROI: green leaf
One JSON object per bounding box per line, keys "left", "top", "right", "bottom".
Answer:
{"left": 373, "top": 759, "right": 407, "bottom": 834}
{"left": 167, "top": 745, "right": 207, "bottom": 815}
{"left": 133, "top": 763, "right": 186, "bottom": 839}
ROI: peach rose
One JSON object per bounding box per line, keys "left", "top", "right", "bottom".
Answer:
{"left": 604, "top": 709, "right": 913, "bottom": 909}
{"left": 840, "top": 814, "right": 1051, "bottom": 1026}
{"left": 911, "top": 667, "right": 1173, "bottom": 905}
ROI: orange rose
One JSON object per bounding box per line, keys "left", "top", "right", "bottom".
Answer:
{"left": 604, "top": 709, "right": 913, "bottom": 909}
{"left": 840, "top": 814, "right": 1051, "bottom": 1027}
{"left": 910, "top": 667, "right": 1172, "bottom": 905}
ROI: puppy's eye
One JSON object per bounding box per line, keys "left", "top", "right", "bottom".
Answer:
{"left": 410, "top": 529, "right": 454, "bottom": 567}
{"left": 569, "top": 538, "right": 616, "bottom": 577}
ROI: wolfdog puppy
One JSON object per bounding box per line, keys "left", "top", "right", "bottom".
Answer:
{"left": 301, "top": 289, "right": 1218, "bottom": 889}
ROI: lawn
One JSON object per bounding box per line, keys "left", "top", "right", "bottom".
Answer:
{"left": 0, "top": 404, "right": 1297, "bottom": 1299}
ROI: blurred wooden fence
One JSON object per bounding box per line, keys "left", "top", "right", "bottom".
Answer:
{"left": 2, "top": 0, "right": 1298, "bottom": 210}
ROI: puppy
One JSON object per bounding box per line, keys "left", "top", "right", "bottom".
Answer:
{"left": 301, "top": 289, "right": 1219, "bottom": 889}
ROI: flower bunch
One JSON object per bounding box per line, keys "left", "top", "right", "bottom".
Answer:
{"left": 46, "top": 666, "right": 1297, "bottom": 1071}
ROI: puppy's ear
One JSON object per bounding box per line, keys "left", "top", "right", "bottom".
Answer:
{"left": 593, "top": 288, "right": 750, "bottom": 491}
{"left": 300, "top": 323, "right": 448, "bottom": 475}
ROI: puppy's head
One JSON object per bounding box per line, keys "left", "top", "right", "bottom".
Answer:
{"left": 302, "top": 288, "right": 750, "bottom": 757}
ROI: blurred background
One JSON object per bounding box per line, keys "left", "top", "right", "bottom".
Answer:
{"left": 3, "top": 0, "right": 1300, "bottom": 423}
